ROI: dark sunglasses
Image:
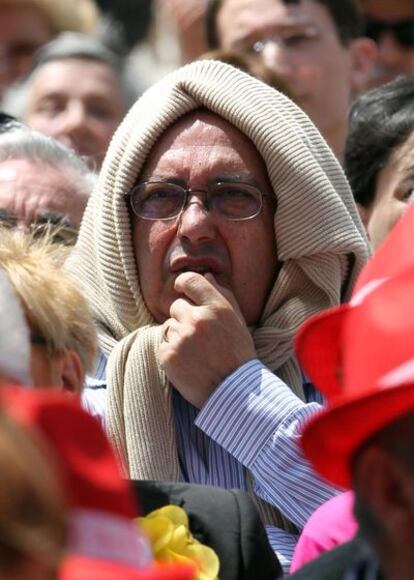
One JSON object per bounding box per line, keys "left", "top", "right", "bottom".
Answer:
{"left": 365, "top": 17, "right": 414, "bottom": 48}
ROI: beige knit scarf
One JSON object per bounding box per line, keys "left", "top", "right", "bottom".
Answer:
{"left": 67, "top": 60, "right": 370, "bottom": 532}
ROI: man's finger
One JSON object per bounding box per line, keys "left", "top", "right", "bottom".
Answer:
{"left": 170, "top": 297, "right": 194, "bottom": 320}
{"left": 174, "top": 271, "right": 242, "bottom": 317}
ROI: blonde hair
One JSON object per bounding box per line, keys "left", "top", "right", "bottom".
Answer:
{"left": 0, "top": 227, "right": 97, "bottom": 373}
{"left": 0, "top": 408, "right": 66, "bottom": 576}
{"left": 0, "top": 0, "right": 101, "bottom": 34}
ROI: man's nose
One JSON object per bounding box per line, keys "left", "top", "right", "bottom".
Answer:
{"left": 177, "top": 195, "right": 216, "bottom": 244}
{"left": 57, "top": 102, "right": 89, "bottom": 136}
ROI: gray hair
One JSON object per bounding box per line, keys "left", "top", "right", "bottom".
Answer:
{"left": 0, "top": 125, "right": 97, "bottom": 199}
{"left": 0, "top": 271, "right": 31, "bottom": 386}
{"left": 3, "top": 32, "right": 136, "bottom": 118}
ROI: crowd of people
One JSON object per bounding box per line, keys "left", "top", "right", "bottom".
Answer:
{"left": 1, "top": 0, "right": 414, "bottom": 578}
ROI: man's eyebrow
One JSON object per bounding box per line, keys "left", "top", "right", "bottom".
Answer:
{"left": 137, "top": 174, "right": 264, "bottom": 188}
{"left": 208, "top": 174, "right": 263, "bottom": 187}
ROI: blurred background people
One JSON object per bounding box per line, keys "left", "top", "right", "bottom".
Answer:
{"left": 0, "top": 271, "right": 30, "bottom": 387}
{"left": 201, "top": 48, "right": 293, "bottom": 96}
{"left": 0, "top": 0, "right": 101, "bottom": 102}
{"left": 360, "top": 0, "right": 414, "bottom": 88}
{"left": 0, "top": 124, "right": 95, "bottom": 234}
{"left": 4, "top": 33, "right": 131, "bottom": 168}
{"left": 0, "top": 228, "right": 97, "bottom": 392}
{"left": 0, "top": 405, "right": 67, "bottom": 580}
{"left": 344, "top": 75, "right": 414, "bottom": 250}
{"left": 205, "top": 0, "right": 375, "bottom": 160}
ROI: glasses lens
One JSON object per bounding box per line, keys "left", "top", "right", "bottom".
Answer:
{"left": 364, "top": 19, "right": 382, "bottom": 42}
{"left": 131, "top": 182, "right": 185, "bottom": 220}
{"left": 394, "top": 21, "right": 414, "bottom": 47}
{"left": 365, "top": 18, "right": 414, "bottom": 47}
{"left": 210, "top": 183, "right": 262, "bottom": 220}
{"left": 31, "top": 223, "right": 78, "bottom": 246}
{"left": 0, "top": 209, "right": 16, "bottom": 228}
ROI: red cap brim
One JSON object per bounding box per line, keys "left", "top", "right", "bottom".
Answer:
{"left": 301, "top": 381, "right": 414, "bottom": 488}
{"left": 295, "top": 303, "right": 349, "bottom": 399}
{"left": 59, "top": 557, "right": 195, "bottom": 580}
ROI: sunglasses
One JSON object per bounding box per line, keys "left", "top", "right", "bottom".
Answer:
{"left": 365, "top": 18, "right": 414, "bottom": 48}
{"left": 0, "top": 210, "right": 78, "bottom": 246}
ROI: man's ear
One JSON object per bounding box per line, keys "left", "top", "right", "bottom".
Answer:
{"left": 348, "top": 38, "right": 377, "bottom": 95}
{"left": 354, "top": 446, "right": 414, "bottom": 537}
{"left": 60, "top": 350, "right": 84, "bottom": 394}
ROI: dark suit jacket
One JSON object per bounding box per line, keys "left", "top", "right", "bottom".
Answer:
{"left": 131, "top": 480, "right": 282, "bottom": 580}
{"left": 288, "top": 537, "right": 379, "bottom": 580}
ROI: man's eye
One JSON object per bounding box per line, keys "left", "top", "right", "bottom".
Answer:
{"left": 144, "top": 188, "right": 180, "bottom": 201}
{"left": 283, "top": 34, "right": 310, "bottom": 47}
{"left": 222, "top": 188, "right": 253, "bottom": 199}
{"left": 88, "top": 105, "right": 117, "bottom": 121}
{"left": 403, "top": 188, "right": 414, "bottom": 204}
{"left": 35, "top": 100, "right": 63, "bottom": 117}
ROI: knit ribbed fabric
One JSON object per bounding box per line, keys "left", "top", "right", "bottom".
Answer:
{"left": 66, "top": 60, "right": 369, "bottom": 530}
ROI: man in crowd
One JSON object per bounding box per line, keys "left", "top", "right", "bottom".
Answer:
{"left": 71, "top": 59, "right": 369, "bottom": 570}
{"left": 4, "top": 32, "right": 130, "bottom": 169}
{"left": 360, "top": 0, "right": 414, "bottom": 88}
{"left": 0, "top": 0, "right": 100, "bottom": 101}
{"left": 205, "top": 0, "right": 375, "bottom": 160}
{"left": 344, "top": 75, "right": 414, "bottom": 250}
{"left": 0, "top": 124, "right": 95, "bottom": 236}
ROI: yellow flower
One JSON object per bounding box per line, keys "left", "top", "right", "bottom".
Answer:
{"left": 136, "top": 505, "right": 220, "bottom": 580}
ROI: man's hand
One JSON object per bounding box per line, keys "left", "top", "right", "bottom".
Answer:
{"left": 158, "top": 272, "right": 256, "bottom": 408}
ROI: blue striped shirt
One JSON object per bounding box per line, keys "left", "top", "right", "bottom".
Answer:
{"left": 83, "top": 356, "right": 338, "bottom": 574}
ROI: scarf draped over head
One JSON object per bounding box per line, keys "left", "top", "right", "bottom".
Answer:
{"left": 66, "top": 59, "right": 369, "bottom": 530}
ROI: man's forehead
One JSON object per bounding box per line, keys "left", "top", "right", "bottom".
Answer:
{"left": 0, "top": 159, "right": 82, "bottom": 224}
{"left": 0, "top": 159, "right": 71, "bottom": 193}
{"left": 218, "top": 0, "right": 325, "bottom": 46}
{"left": 140, "top": 109, "right": 267, "bottom": 176}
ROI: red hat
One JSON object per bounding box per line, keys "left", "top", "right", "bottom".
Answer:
{"left": 1, "top": 388, "right": 195, "bottom": 580}
{"left": 296, "top": 204, "right": 414, "bottom": 489}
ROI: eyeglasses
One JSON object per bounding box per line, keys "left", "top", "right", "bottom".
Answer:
{"left": 30, "top": 334, "right": 47, "bottom": 346}
{"left": 364, "top": 18, "right": 414, "bottom": 48}
{"left": 0, "top": 210, "right": 78, "bottom": 246}
{"left": 127, "top": 180, "right": 269, "bottom": 221}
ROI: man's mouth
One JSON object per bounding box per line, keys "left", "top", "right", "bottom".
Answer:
{"left": 170, "top": 257, "right": 223, "bottom": 277}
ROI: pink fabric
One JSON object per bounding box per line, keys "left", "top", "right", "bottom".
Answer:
{"left": 290, "top": 491, "right": 358, "bottom": 573}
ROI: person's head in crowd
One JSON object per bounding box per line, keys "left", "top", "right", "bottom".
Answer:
{"left": 360, "top": 0, "right": 414, "bottom": 88}
{"left": 0, "top": 271, "right": 31, "bottom": 387}
{"left": 344, "top": 74, "right": 414, "bottom": 250}
{"left": 161, "top": 0, "right": 210, "bottom": 62}
{"left": 0, "top": 405, "right": 67, "bottom": 580}
{"left": 1, "top": 387, "right": 195, "bottom": 580}
{"left": 205, "top": 0, "right": 375, "bottom": 159}
{"left": 0, "top": 0, "right": 100, "bottom": 100}
{"left": 4, "top": 32, "right": 131, "bottom": 169}
{"left": 0, "top": 228, "right": 97, "bottom": 392}
{"left": 0, "top": 125, "right": 95, "bottom": 238}
{"left": 201, "top": 48, "right": 293, "bottom": 96}
{"left": 297, "top": 203, "right": 414, "bottom": 580}
{"left": 67, "top": 59, "right": 368, "bottom": 499}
